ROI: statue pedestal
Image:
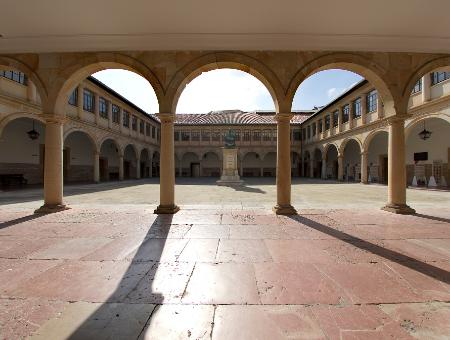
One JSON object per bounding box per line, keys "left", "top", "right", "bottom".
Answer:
{"left": 216, "top": 147, "right": 244, "bottom": 186}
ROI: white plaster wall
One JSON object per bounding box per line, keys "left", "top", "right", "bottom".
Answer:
{"left": 0, "top": 118, "right": 45, "bottom": 164}
{"left": 406, "top": 118, "right": 450, "bottom": 164}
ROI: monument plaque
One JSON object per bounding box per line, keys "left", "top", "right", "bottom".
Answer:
{"left": 216, "top": 129, "right": 244, "bottom": 186}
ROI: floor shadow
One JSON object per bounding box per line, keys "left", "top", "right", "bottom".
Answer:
{"left": 67, "top": 214, "right": 172, "bottom": 339}
{"left": 414, "top": 213, "right": 450, "bottom": 224}
{"left": 288, "top": 215, "right": 450, "bottom": 285}
{"left": 0, "top": 214, "right": 43, "bottom": 229}
{"left": 229, "top": 184, "right": 266, "bottom": 194}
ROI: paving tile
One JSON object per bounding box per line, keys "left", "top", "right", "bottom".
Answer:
{"left": 0, "top": 236, "right": 61, "bottom": 259}
{"left": 216, "top": 239, "right": 272, "bottom": 263}
{"left": 229, "top": 224, "right": 290, "bottom": 239}
{"left": 254, "top": 262, "right": 344, "bottom": 304}
{"left": 221, "top": 214, "right": 281, "bottom": 225}
{"left": 183, "top": 225, "right": 230, "bottom": 239}
{"left": 177, "top": 239, "right": 219, "bottom": 262}
{"left": 81, "top": 234, "right": 147, "bottom": 261}
{"left": 182, "top": 262, "right": 260, "bottom": 304}
{"left": 139, "top": 304, "right": 214, "bottom": 339}
{"left": 213, "top": 305, "right": 326, "bottom": 340}
{"left": 125, "top": 238, "right": 189, "bottom": 262}
{"left": 264, "top": 239, "right": 336, "bottom": 263}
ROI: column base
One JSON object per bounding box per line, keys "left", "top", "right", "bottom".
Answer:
{"left": 154, "top": 204, "right": 180, "bottom": 214}
{"left": 381, "top": 203, "right": 416, "bottom": 215}
{"left": 272, "top": 204, "right": 297, "bottom": 215}
{"left": 35, "top": 204, "right": 70, "bottom": 214}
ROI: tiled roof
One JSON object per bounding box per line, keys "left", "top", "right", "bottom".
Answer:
{"left": 151, "top": 110, "right": 313, "bottom": 125}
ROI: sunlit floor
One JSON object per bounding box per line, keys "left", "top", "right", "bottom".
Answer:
{"left": 0, "top": 179, "right": 449, "bottom": 339}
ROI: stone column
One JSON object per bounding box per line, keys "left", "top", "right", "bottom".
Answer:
{"left": 240, "top": 159, "right": 243, "bottom": 177}
{"left": 360, "top": 151, "right": 368, "bottom": 184}
{"left": 94, "top": 93, "right": 100, "bottom": 125}
{"left": 310, "top": 160, "right": 314, "bottom": 178}
{"left": 26, "top": 81, "right": 37, "bottom": 103}
{"left": 136, "top": 155, "right": 141, "bottom": 179}
{"left": 94, "top": 151, "right": 100, "bottom": 183}
{"left": 338, "top": 155, "right": 344, "bottom": 181}
{"left": 77, "top": 85, "right": 83, "bottom": 119}
{"left": 35, "top": 116, "right": 68, "bottom": 213}
{"left": 321, "top": 156, "right": 327, "bottom": 179}
{"left": 273, "top": 113, "right": 296, "bottom": 215}
{"left": 155, "top": 113, "right": 179, "bottom": 214}
{"left": 422, "top": 75, "right": 431, "bottom": 103}
{"left": 361, "top": 95, "right": 367, "bottom": 124}
{"left": 119, "top": 155, "right": 124, "bottom": 181}
{"left": 382, "top": 118, "right": 415, "bottom": 214}
{"left": 149, "top": 155, "right": 153, "bottom": 178}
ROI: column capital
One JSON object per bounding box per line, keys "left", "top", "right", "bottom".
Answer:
{"left": 157, "top": 113, "right": 176, "bottom": 123}
{"left": 274, "top": 113, "right": 294, "bottom": 122}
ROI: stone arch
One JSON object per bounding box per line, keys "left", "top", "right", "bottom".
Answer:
{"left": 98, "top": 136, "right": 121, "bottom": 155}
{"left": 166, "top": 52, "right": 285, "bottom": 113}
{"left": 339, "top": 137, "right": 363, "bottom": 156}
{"left": 202, "top": 151, "right": 221, "bottom": 177}
{"left": 362, "top": 128, "right": 389, "bottom": 153}
{"left": 123, "top": 143, "right": 138, "bottom": 159}
{"left": 287, "top": 53, "right": 396, "bottom": 115}
{"left": 63, "top": 130, "right": 97, "bottom": 183}
{"left": 0, "top": 112, "right": 46, "bottom": 138}
{"left": 324, "top": 143, "right": 339, "bottom": 160}
{"left": 201, "top": 149, "right": 221, "bottom": 161}
{"left": 63, "top": 127, "right": 98, "bottom": 153}
{"left": 405, "top": 113, "right": 450, "bottom": 139}
{"left": 0, "top": 56, "right": 48, "bottom": 102}
{"left": 50, "top": 53, "right": 164, "bottom": 116}
{"left": 181, "top": 152, "right": 201, "bottom": 177}
{"left": 342, "top": 138, "right": 362, "bottom": 182}
{"left": 139, "top": 147, "right": 151, "bottom": 178}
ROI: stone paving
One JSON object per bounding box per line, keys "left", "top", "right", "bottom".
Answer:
{"left": 0, "top": 180, "right": 450, "bottom": 339}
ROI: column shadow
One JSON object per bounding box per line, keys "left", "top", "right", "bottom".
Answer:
{"left": 287, "top": 215, "right": 450, "bottom": 284}
{"left": 67, "top": 214, "right": 173, "bottom": 339}
{"left": 413, "top": 213, "right": 450, "bottom": 224}
{"left": 0, "top": 214, "right": 43, "bottom": 229}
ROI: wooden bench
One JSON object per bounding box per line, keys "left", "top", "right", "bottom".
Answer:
{"left": 0, "top": 174, "right": 28, "bottom": 188}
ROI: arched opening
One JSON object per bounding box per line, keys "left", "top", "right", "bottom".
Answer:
{"left": 366, "top": 131, "right": 389, "bottom": 184}
{"left": 291, "top": 151, "right": 301, "bottom": 177}
{"left": 313, "top": 148, "right": 323, "bottom": 179}
{"left": 342, "top": 139, "right": 361, "bottom": 182}
{"left": 202, "top": 152, "right": 221, "bottom": 177}
{"left": 123, "top": 145, "right": 138, "bottom": 180}
{"left": 99, "top": 139, "right": 120, "bottom": 181}
{"left": 406, "top": 116, "right": 450, "bottom": 188}
{"left": 140, "top": 149, "right": 151, "bottom": 178}
{"left": 303, "top": 151, "right": 311, "bottom": 178}
{"left": 262, "top": 152, "right": 276, "bottom": 177}
{"left": 0, "top": 117, "right": 45, "bottom": 188}
{"left": 64, "top": 130, "right": 96, "bottom": 183}
{"left": 242, "top": 152, "right": 261, "bottom": 177}
{"left": 181, "top": 152, "right": 200, "bottom": 177}
{"left": 152, "top": 151, "right": 160, "bottom": 178}
{"left": 325, "top": 144, "right": 339, "bottom": 180}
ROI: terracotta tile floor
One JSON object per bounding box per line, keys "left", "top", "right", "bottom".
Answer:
{"left": 0, "top": 204, "right": 449, "bottom": 339}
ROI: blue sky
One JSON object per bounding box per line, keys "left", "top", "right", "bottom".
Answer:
{"left": 93, "top": 68, "right": 363, "bottom": 113}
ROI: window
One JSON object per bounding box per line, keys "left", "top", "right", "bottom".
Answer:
{"left": 1, "top": 70, "right": 27, "bottom": 85}
{"left": 146, "top": 123, "right": 151, "bottom": 136}
{"left": 131, "top": 116, "right": 137, "bottom": 131}
{"left": 293, "top": 129, "right": 301, "bottom": 141}
{"left": 191, "top": 131, "right": 200, "bottom": 141}
{"left": 342, "top": 104, "right": 350, "bottom": 123}
{"left": 366, "top": 90, "right": 378, "bottom": 112}
{"left": 263, "top": 129, "right": 271, "bottom": 141}
{"left": 140, "top": 120, "right": 144, "bottom": 134}
{"left": 152, "top": 126, "right": 156, "bottom": 138}
{"left": 312, "top": 122, "right": 316, "bottom": 136}
{"left": 112, "top": 104, "right": 120, "bottom": 124}
{"left": 431, "top": 71, "right": 450, "bottom": 85}
{"left": 353, "top": 98, "right": 361, "bottom": 118}
{"left": 252, "top": 130, "right": 261, "bottom": 142}
{"left": 123, "top": 110, "right": 130, "bottom": 127}
{"left": 411, "top": 79, "right": 422, "bottom": 94}
{"left": 212, "top": 130, "right": 220, "bottom": 141}
{"left": 174, "top": 130, "right": 180, "bottom": 141}
{"left": 181, "top": 131, "right": 190, "bottom": 141}
{"left": 99, "top": 97, "right": 108, "bottom": 119}
{"left": 68, "top": 88, "right": 78, "bottom": 106}
{"left": 333, "top": 110, "right": 339, "bottom": 127}
{"left": 83, "top": 89, "right": 95, "bottom": 113}
{"left": 201, "top": 130, "right": 210, "bottom": 141}
{"left": 243, "top": 130, "right": 251, "bottom": 142}
{"left": 318, "top": 119, "right": 322, "bottom": 133}
{"left": 325, "top": 115, "right": 330, "bottom": 130}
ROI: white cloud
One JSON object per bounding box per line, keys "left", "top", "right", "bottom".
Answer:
{"left": 176, "top": 69, "right": 275, "bottom": 113}
{"left": 327, "top": 87, "right": 345, "bottom": 100}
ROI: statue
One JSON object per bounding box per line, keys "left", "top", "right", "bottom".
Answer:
{"left": 224, "top": 129, "right": 236, "bottom": 148}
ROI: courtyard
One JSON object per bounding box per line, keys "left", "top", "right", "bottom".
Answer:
{"left": 0, "top": 179, "right": 449, "bottom": 339}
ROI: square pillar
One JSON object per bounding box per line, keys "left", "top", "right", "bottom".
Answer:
{"left": 273, "top": 113, "right": 297, "bottom": 215}
{"left": 360, "top": 151, "right": 368, "bottom": 184}
{"left": 35, "top": 116, "right": 69, "bottom": 213}
{"left": 119, "top": 155, "right": 124, "bottom": 181}
{"left": 136, "top": 155, "right": 141, "bottom": 179}
{"left": 321, "top": 157, "right": 327, "bottom": 179}
{"left": 422, "top": 75, "right": 431, "bottom": 103}
{"left": 338, "top": 155, "right": 344, "bottom": 181}
{"left": 377, "top": 95, "right": 384, "bottom": 119}
{"left": 149, "top": 155, "right": 153, "bottom": 178}
{"left": 155, "top": 113, "right": 179, "bottom": 214}
{"left": 382, "top": 117, "right": 415, "bottom": 214}
{"left": 94, "top": 151, "right": 100, "bottom": 183}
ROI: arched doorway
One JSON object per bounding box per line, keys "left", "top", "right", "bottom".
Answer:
{"left": 202, "top": 152, "right": 221, "bottom": 177}
{"left": 99, "top": 138, "right": 120, "bottom": 181}
{"left": 342, "top": 139, "right": 361, "bottom": 182}
{"left": 366, "top": 131, "right": 388, "bottom": 184}
{"left": 325, "top": 144, "right": 339, "bottom": 179}
{"left": 313, "top": 148, "right": 323, "bottom": 178}
{"left": 242, "top": 152, "right": 261, "bottom": 177}
{"left": 303, "top": 151, "right": 311, "bottom": 178}
{"left": 64, "top": 130, "right": 96, "bottom": 183}
{"left": 140, "top": 149, "right": 151, "bottom": 178}
{"left": 152, "top": 151, "right": 160, "bottom": 177}
{"left": 291, "top": 151, "right": 301, "bottom": 177}
{"left": 262, "top": 152, "right": 276, "bottom": 177}
{"left": 0, "top": 117, "right": 45, "bottom": 187}
{"left": 181, "top": 152, "right": 200, "bottom": 177}
{"left": 123, "top": 144, "right": 138, "bottom": 180}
